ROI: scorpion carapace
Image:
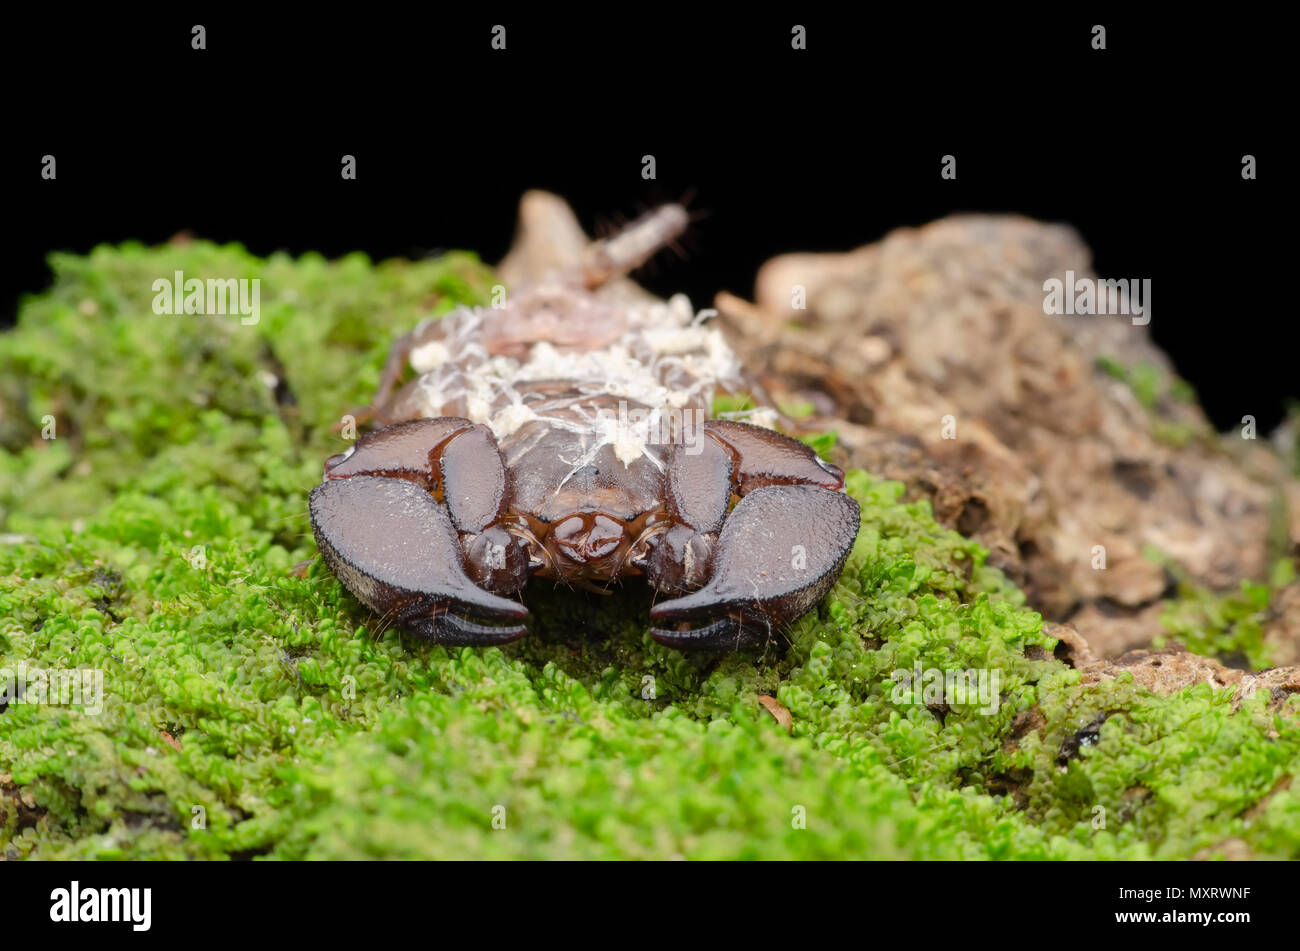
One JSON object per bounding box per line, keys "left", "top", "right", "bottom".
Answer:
{"left": 309, "top": 193, "right": 861, "bottom": 650}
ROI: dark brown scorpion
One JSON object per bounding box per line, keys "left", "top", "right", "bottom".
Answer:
{"left": 309, "top": 194, "right": 861, "bottom": 650}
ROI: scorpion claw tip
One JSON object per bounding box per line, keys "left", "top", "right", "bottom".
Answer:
{"left": 408, "top": 612, "right": 528, "bottom": 646}
{"left": 649, "top": 617, "right": 761, "bottom": 651}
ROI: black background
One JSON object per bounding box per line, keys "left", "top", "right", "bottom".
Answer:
{"left": 2, "top": 10, "right": 1288, "bottom": 430}
{"left": 0, "top": 855, "right": 1276, "bottom": 935}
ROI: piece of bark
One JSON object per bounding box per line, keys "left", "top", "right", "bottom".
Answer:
{"left": 715, "top": 215, "right": 1300, "bottom": 663}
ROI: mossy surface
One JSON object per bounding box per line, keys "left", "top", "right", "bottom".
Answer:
{"left": 3, "top": 242, "right": 1299, "bottom": 859}
{"left": 1094, "top": 355, "right": 1202, "bottom": 448}
{"left": 1155, "top": 556, "right": 1295, "bottom": 670}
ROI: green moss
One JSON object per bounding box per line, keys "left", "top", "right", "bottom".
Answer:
{"left": 2, "top": 242, "right": 1299, "bottom": 859}
{"left": 777, "top": 397, "right": 816, "bottom": 420}
{"left": 1155, "top": 557, "right": 1295, "bottom": 670}
{"left": 1096, "top": 356, "right": 1196, "bottom": 410}
{"left": 1095, "top": 356, "right": 1202, "bottom": 448}
{"left": 711, "top": 393, "right": 755, "bottom": 416}
{"left": 799, "top": 431, "right": 838, "bottom": 461}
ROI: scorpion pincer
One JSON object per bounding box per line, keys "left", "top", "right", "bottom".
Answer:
{"left": 309, "top": 198, "right": 861, "bottom": 650}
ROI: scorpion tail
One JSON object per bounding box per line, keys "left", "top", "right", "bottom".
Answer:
{"left": 580, "top": 204, "right": 690, "bottom": 288}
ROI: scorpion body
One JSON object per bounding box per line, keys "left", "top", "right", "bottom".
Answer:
{"left": 309, "top": 196, "right": 861, "bottom": 649}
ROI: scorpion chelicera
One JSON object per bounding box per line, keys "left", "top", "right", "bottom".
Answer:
{"left": 309, "top": 195, "right": 861, "bottom": 650}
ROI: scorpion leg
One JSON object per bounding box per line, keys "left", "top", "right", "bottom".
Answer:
{"left": 647, "top": 420, "right": 860, "bottom": 650}
{"left": 310, "top": 418, "right": 533, "bottom": 645}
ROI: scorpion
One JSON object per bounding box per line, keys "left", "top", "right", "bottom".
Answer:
{"left": 309, "top": 194, "right": 861, "bottom": 650}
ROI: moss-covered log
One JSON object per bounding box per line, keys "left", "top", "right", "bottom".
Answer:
{"left": 2, "top": 240, "right": 1298, "bottom": 858}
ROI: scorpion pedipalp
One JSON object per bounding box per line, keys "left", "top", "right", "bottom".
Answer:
{"left": 645, "top": 420, "right": 860, "bottom": 650}
{"left": 648, "top": 484, "right": 860, "bottom": 649}
{"left": 311, "top": 419, "right": 532, "bottom": 645}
